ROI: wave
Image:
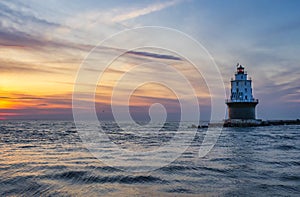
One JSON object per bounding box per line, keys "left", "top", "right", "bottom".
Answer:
{"left": 49, "top": 170, "right": 166, "bottom": 184}
{"left": 275, "top": 145, "right": 298, "bottom": 150}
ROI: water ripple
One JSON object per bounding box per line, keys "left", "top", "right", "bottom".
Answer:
{"left": 0, "top": 121, "right": 299, "bottom": 196}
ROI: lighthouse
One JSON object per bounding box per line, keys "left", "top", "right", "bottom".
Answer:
{"left": 226, "top": 63, "right": 258, "bottom": 119}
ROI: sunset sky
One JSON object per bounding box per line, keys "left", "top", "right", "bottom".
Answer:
{"left": 0, "top": 0, "right": 299, "bottom": 120}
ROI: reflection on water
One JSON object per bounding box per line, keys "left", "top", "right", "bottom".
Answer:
{"left": 0, "top": 121, "right": 299, "bottom": 196}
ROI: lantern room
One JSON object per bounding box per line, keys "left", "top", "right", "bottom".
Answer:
{"left": 237, "top": 64, "right": 244, "bottom": 74}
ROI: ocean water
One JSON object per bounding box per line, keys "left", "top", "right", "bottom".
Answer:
{"left": 0, "top": 121, "right": 299, "bottom": 196}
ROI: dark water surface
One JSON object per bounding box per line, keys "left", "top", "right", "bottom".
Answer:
{"left": 0, "top": 121, "right": 299, "bottom": 196}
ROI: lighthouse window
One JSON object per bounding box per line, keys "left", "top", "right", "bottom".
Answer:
{"left": 245, "top": 88, "right": 247, "bottom": 92}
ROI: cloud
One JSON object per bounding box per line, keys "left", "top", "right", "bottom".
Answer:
{"left": 0, "top": 59, "right": 68, "bottom": 74}
{"left": 126, "top": 50, "right": 182, "bottom": 61}
{"left": 112, "top": 0, "right": 182, "bottom": 22}
{"left": 0, "top": 1, "right": 64, "bottom": 38}
{"left": 57, "top": 0, "right": 183, "bottom": 44}
{"left": 0, "top": 1, "right": 60, "bottom": 27}
{"left": 0, "top": 25, "right": 94, "bottom": 51}
{"left": 0, "top": 1, "right": 96, "bottom": 51}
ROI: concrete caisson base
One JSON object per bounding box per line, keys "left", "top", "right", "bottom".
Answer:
{"left": 226, "top": 102, "right": 258, "bottom": 120}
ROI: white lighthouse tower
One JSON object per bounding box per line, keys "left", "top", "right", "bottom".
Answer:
{"left": 226, "top": 63, "right": 258, "bottom": 119}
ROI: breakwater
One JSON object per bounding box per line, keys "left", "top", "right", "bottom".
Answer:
{"left": 197, "top": 119, "right": 300, "bottom": 128}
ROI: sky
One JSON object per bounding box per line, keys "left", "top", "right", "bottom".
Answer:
{"left": 0, "top": 0, "right": 299, "bottom": 121}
